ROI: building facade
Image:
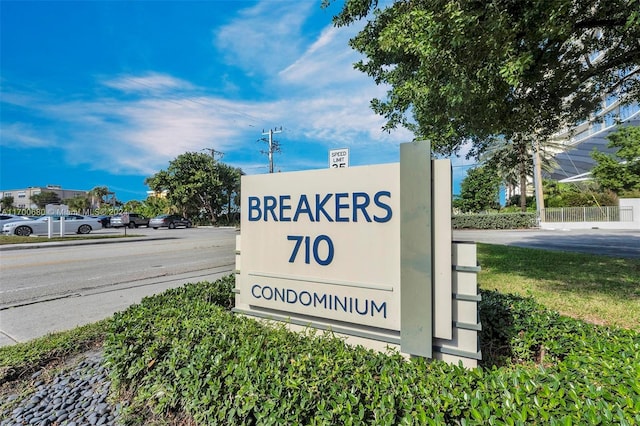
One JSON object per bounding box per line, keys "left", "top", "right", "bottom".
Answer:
{"left": 0, "top": 185, "right": 91, "bottom": 210}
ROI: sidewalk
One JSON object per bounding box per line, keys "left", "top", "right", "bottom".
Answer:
{"left": 0, "top": 268, "right": 231, "bottom": 347}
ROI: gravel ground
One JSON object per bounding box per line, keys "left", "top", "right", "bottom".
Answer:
{"left": 0, "top": 350, "right": 123, "bottom": 426}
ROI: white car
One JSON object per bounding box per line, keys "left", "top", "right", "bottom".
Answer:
{"left": 0, "top": 214, "right": 33, "bottom": 228}
{"left": 2, "top": 215, "right": 102, "bottom": 236}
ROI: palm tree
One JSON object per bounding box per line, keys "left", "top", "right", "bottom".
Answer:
{"left": 482, "top": 137, "right": 559, "bottom": 211}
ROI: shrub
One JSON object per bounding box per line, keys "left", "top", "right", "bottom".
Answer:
{"left": 452, "top": 213, "right": 537, "bottom": 229}
{"left": 104, "top": 277, "right": 640, "bottom": 425}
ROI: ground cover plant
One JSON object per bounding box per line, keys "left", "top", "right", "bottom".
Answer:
{"left": 2, "top": 244, "right": 637, "bottom": 424}
{"left": 104, "top": 271, "right": 640, "bottom": 425}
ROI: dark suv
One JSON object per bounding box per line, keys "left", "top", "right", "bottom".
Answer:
{"left": 110, "top": 213, "right": 150, "bottom": 228}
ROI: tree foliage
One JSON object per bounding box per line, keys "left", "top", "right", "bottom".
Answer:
{"left": 325, "top": 0, "right": 640, "bottom": 157}
{"left": 1, "top": 196, "right": 14, "bottom": 211}
{"left": 65, "top": 195, "right": 90, "bottom": 212}
{"left": 145, "top": 152, "right": 243, "bottom": 223}
{"left": 139, "top": 196, "right": 171, "bottom": 219}
{"left": 30, "top": 191, "right": 61, "bottom": 208}
{"left": 591, "top": 125, "right": 640, "bottom": 195}
{"left": 543, "top": 180, "right": 618, "bottom": 207}
{"left": 454, "top": 166, "right": 501, "bottom": 213}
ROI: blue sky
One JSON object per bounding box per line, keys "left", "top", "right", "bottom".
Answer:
{"left": 1, "top": 0, "right": 471, "bottom": 202}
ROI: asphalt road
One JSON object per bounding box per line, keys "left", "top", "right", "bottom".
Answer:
{"left": 453, "top": 228, "right": 640, "bottom": 259}
{"left": 0, "top": 227, "right": 237, "bottom": 347}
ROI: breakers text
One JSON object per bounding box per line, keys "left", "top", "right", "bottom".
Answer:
{"left": 248, "top": 191, "right": 392, "bottom": 223}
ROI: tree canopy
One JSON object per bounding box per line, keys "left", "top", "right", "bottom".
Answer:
{"left": 325, "top": 0, "right": 640, "bottom": 157}
{"left": 145, "top": 152, "right": 243, "bottom": 223}
{"left": 591, "top": 125, "right": 640, "bottom": 195}
{"left": 31, "top": 191, "right": 61, "bottom": 209}
{"left": 453, "top": 166, "right": 501, "bottom": 213}
{"left": 1, "top": 196, "right": 14, "bottom": 211}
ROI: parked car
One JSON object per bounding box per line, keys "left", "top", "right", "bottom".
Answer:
{"left": 2, "top": 215, "right": 102, "bottom": 236}
{"left": 0, "top": 214, "right": 32, "bottom": 228}
{"left": 110, "top": 213, "right": 149, "bottom": 228}
{"left": 93, "top": 215, "right": 111, "bottom": 228}
{"left": 149, "top": 214, "right": 192, "bottom": 229}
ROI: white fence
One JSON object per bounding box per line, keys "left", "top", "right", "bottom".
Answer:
{"left": 541, "top": 206, "right": 633, "bottom": 223}
{"left": 540, "top": 199, "right": 640, "bottom": 230}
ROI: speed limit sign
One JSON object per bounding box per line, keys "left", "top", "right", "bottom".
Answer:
{"left": 329, "top": 148, "right": 349, "bottom": 168}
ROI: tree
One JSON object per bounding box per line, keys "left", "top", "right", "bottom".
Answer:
{"left": 90, "top": 186, "right": 111, "bottom": 207}
{"left": 218, "top": 163, "right": 244, "bottom": 223}
{"left": 482, "top": 138, "right": 560, "bottom": 211}
{"left": 140, "top": 196, "right": 171, "bottom": 219}
{"left": 591, "top": 125, "right": 640, "bottom": 195}
{"left": 66, "top": 195, "right": 90, "bottom": 212}
{"left": 453, "top": 166, "right": 501, "bottom": 213}
{"left": 145, "top": 152, "right": 242, "bottom": 223}
{"left": 325, "top": 0, "right": 640, "bottom": 157}
{"left": 1, "top": 196, "right": 14, "bottom": 211}
{"left": 123, "top": 200, "right": 143, "bottom": 213}
{"left": 31, "top": 191, "right": 61, "bottom": 209}
{"left": 544, "top": 180, "right": 618, "bottom": 207}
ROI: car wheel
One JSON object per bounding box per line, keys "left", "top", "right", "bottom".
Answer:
{"left": 77, "top": 224, "right": 92, "bottom": 234}
{"left": 15, "top": 226, "right": 32, "bottom": 236}
{"left": 128, "top": 222, "right": 135, "bottom": 229}
{"left": 153, "top": 227, "right": 159, "bottom": 229}
{"left": 186, "top": 223, "right": 192, "bottom": 228}
{"left": 168, "top": 222, "right": 176, "bottom": 229}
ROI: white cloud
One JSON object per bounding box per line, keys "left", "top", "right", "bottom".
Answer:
{"left": 213, "top": 1, "right": 316, "bottom": 75}
{"left": 102, "top": 73, "right": 195, "bottom": 95}
{"left": 0, "top": 123, "right": 54, "bottom": 148}
{"left": 279, "top": 24, "right": 365, "bottom": 89}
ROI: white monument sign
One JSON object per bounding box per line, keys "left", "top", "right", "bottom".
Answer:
{"left": 236, "top": 164, "right": 399, "bottom": 330}
{"left": 235, "top": 141, "right": 481, "bottom": 366}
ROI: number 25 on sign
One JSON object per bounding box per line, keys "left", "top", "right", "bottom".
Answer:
{"left": 287, "top": 235, "right": 334, "bottom": 266}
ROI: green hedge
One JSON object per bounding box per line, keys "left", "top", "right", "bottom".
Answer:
{"left": 452, "top": 213, "right": 537, "bottom": 229}
{"left": 104, "top": 276, "right": 640, "bottom": 425}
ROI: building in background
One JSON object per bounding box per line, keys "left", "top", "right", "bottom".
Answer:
{"left": 546, "top": 82, "right": 640, "bottom": 183}
{"left": 0, "top": 185, "right": 116, "bottom": 210}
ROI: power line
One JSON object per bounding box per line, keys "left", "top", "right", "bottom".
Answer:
{"left": 201, "top": 147, "right": 224, "bottom": 160}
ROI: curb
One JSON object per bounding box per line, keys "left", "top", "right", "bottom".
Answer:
{"left": 0, "top": 236, "right": 175, "bottom": 251}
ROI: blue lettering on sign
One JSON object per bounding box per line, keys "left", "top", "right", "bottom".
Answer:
{"left": 250, "top": 284, "right": 387, "bottom": 319}
{"left": 247, "top": 191, "right": 393, "bottom": 223}
{"left": 279, "top": 195, "right": 291, "bottom": 222}
{"left": 293, "top": 195, "right": 314, "bottom": 222}
{"left": 287, "top": 235, "right": 334, "bottom": 265}
{"left": 373, "top": 191, "right": 393, "bottom": 223}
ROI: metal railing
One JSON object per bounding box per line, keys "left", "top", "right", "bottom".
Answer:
{"left": 541, "top": 206, "right": 634, "bottom": 223}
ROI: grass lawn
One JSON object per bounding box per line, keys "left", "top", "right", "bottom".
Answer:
{"left": 477, "top": 243, "right": 640, "bottom": 329}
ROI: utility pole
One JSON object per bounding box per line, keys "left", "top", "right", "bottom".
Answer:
{"left": 261, "top": 127, "right": 282, "bottom": 173}
{"left": 202, "top": 147, "right": 224, "bottom": 161}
